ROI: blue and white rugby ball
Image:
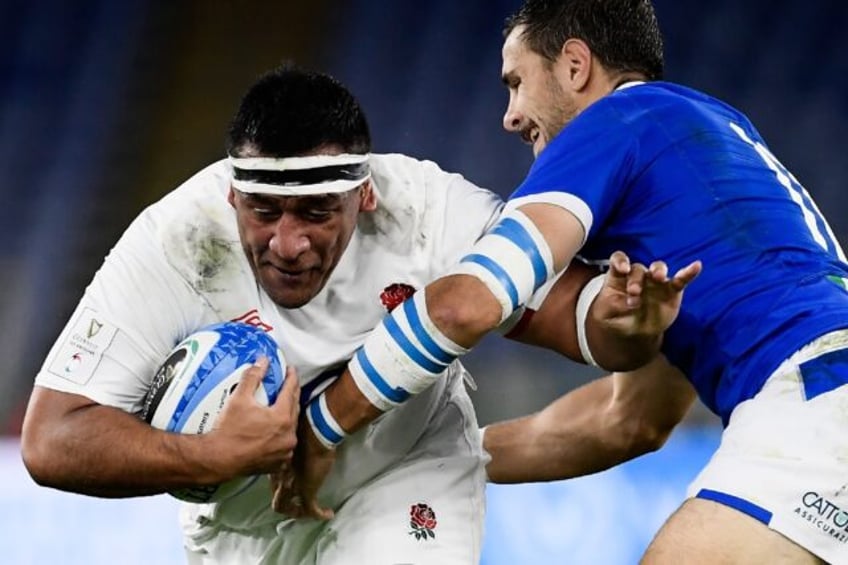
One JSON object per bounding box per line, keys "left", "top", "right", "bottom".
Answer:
{"left": 140, "top": 321, "right": 286, "bottom": 503}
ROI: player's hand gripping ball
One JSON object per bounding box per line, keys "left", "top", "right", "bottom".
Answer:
{"left": 140, "top": 321, "right": 286, "bottom": 503}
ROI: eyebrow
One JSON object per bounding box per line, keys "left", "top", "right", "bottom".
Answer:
{"left": 237, "top": 191, "right": 343, "bottom": 205}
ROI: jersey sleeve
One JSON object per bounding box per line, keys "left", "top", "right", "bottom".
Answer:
{"left": 506, "top": 101, "right": 638, "bottom": 241}
{"left": 34, "top": 211, "right": 210, "bottom": 414}
{"left": 423, "top": 164, "right": 505, "bottom": 276}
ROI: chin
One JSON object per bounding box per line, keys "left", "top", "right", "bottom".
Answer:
{"left": 260, "top": 283, "right": 315, "bottom": 309}
{"left": 271, "top": 294, "right": 312, "bottom": 309}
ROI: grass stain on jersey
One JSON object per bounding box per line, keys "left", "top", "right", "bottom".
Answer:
{"left": 186, "top": 225, "right": 238, "bottom": 292}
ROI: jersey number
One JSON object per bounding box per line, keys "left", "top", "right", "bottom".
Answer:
{"left": 730, "top": 122, "right": 846, "bottom": 262}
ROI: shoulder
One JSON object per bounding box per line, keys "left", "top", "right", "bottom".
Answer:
{"left": 369, "top": 152, "right": 500, "bottom": 210}
{"left": 369, "top": 153, "right": 472, "bottom": 193}
{"left": 366, "top": 152, "right": 501, "bottom": 236}
{"left": 122, "top": 159, "right": 246, "bottom": 291}
{"left": 601, "top": 82, "right": 746, "bottom": 130}
{"left": 146, "top": 160, "right": 233, "bottom": 220}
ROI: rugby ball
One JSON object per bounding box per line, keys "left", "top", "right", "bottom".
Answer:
{"left": 140, "top": 321, "right": 286, "bottom": 503}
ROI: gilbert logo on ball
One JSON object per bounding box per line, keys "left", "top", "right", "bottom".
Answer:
{"left": 141, "top": 321, "right": 286, "bottom": 503}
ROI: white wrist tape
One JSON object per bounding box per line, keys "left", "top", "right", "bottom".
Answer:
{"left": 575, "top": 273, "right": 606, "bottom": 367}
{"left": 349, "top": 291, "right": 469, "bottom": 412}
{"left": 306, "top": 392, "right": 348, "bottom": 449}
{"left": 449, "top": 210, "right": 554, "bottom": 323}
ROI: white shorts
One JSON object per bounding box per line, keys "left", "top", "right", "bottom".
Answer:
{"left": 688, "top": 329, "right": 848, "bottom": 564}
{"left": 184, "top": 454, "right": 486, "bottom": 565}
{"left": 183, "top": 391, "right": 487, "bottom": 565}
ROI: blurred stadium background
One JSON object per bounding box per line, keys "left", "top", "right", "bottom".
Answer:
{"left": 1, "top": 0, "right": 845, "bottom": 563}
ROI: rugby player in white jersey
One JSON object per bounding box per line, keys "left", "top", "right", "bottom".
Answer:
{"left": 20, "top": 66, "right": 691, "bottom": 564}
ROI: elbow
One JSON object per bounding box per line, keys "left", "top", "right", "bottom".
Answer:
{"left": 630, "top": 419, "right": 675, "bottom": 455}
{"left": 20, "top": 430, "right": 56, "bottom": 488}
{"left": 20, "top": 412, "right": 69, "bottom": 489}
{"left": 426, "top": 276, "right": 504, "bottom": 345}
{"left": 609, "top": 413, "right": 676, "bottom": 458}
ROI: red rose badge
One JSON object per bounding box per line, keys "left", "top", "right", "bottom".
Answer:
{"left": 409, "top": 502, "right": 437, "bottom": 540}
{"left": 380, "top": 283, "right": 416, "bottom": 312}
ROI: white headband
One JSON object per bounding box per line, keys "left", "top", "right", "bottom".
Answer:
{"left": 230, "top": 153, "right": 371, "bottom": 196}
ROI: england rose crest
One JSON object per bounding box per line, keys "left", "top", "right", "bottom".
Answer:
{"left": 380, "top": 283, "right": 416, "bottom": 312}
{"left": 409, "top": 502, "right": 437, "bottom": 540}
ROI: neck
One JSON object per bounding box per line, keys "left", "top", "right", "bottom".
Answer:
{"left": 611, "top": 73, "right": 647, "bottom": 91}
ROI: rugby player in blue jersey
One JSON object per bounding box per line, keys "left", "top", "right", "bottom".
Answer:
{"left": 293, "top": 1, "right": 845, "bottom": 562}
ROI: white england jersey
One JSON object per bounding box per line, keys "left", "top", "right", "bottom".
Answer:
{"left": 35, "top": 154, "right": 503, "bottom": 544}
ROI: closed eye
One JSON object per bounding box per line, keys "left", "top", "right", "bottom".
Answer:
{"left": 501, "top": 72, "right": 520, "bottom": 91}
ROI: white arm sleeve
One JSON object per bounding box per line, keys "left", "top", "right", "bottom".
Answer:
{"left": 34, "top": 212, "right": 211, "bottom": 413}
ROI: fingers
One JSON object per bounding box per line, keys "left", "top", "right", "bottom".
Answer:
{"left": 272, "top": 485, "right": 303, "bottom": 516}
{"left": 269, "top": 474, "right": 333, "bottom": 520}
{"left": 233, "top": 356, "right": 268, "bottom": 398}
{"left": 648, "top": 260, "right": 668, "bottom": 281}
{"left": 304, "top": 497, "right": 335, "bottom": 521}
{"left": 625, "top": 263, "right": 648, "bottom": 303}
{"left": 605, "top": 252, "right": 701, "bottom": 309}
{"left": 669, "top": 260, "right": 703, "bottom": 291}
{"left": 270, "top": 467, "right": 302, "bottom": 516}
{"left": 273, "top": 366, "right": 301, "bottom": 421}
{"left": 608, "top": 250, "right": 632, "bottom": 277}
{"left": 604, "top": 251, "right": 632, "bottom": 292}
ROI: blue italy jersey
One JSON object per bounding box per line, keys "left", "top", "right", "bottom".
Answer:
{"left": 509, "top": 82, "right": 848, "bottom": 424}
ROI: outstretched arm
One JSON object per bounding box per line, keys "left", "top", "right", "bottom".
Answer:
{"left": 324, "top": 204, "right": 585, "bottom": 432}
{"left": 288, "top": 204, "right": 698, "bottom": 518}
{"left": 321, "top": 206, "right": 700, "bottom": 437}
{"left": 483, "top": 355, "right": 696, "bottom": 483}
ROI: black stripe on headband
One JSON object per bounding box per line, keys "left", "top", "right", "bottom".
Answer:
{"left": 232, "top": 162, "right": 370, "bottom": 187}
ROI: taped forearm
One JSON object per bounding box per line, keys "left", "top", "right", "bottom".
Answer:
{"left": 310, "top": 210, "right": 560, "bottom": 446}
{"left": 308, "top": 290, "right": 468, "bottom": 448}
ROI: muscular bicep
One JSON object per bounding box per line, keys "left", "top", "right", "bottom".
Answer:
{"left": 506, "top": 260, "right": 601, "bottom": 361}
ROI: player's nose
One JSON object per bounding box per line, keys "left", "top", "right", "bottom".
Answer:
{"left": 269, "top": 220, "right": 310, "bottom": 260}
{"left": 503, "top": 104, "right": 525, "bottom": 133}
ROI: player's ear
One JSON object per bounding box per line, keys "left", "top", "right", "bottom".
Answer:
{"left": 227, "top": 186, "right": 237, "bottom": 208}
{"left": 359, "top": 180, "right": 377, "bottom": 212}
{"left": 560, "top": 38, "right": 592, "bottom": 91}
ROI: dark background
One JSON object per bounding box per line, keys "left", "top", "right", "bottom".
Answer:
{"left": 2, "top": 0, "right": 847, "bottom": 433}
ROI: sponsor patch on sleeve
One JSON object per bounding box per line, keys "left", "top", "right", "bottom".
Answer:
{"left": 47, "top": 308, "right": 118, "bottom": 384}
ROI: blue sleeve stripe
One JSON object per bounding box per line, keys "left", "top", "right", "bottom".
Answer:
{"left": 355, "top": 348, "right": 411, "bottom": 404}
{"left": 461, "top": 253, "right": 519, "bottom": 310}
{"left": 402, "top": 299, "right": 456, "bottom": 365}
{"left": 491, "top": 218, "right": 548, "bottom": 290}
{"left": 309, "top": 399, "right": 344, "bottom": 445}
{"left": 383, "top": 314, "right": 449, "bottom": 373}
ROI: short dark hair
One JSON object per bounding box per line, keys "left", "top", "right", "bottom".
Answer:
{"left": 226, "top": 65, "right": 372, "bottom": 158}
{"left": 504, "top": 0, "right": 664, "bottom": 81}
